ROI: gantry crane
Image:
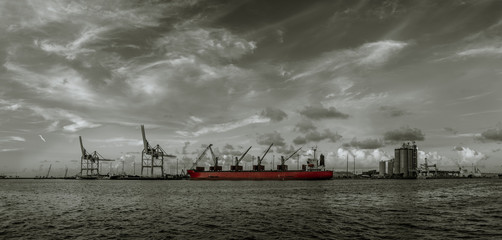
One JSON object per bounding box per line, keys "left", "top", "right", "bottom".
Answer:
{"left": 278, "top": 147, "right": 302, "bottom": 171}
{"left": 254, "top": 143, "right": 273, "bottom": 171}
{"left": 232, "top": 146, "right": 252, "bottom": 171}
{"left": 140, "top": 125, "right": 175, "bottom": 177}
{"left": 79, "top": 136, "right": 114, "bottom": 177}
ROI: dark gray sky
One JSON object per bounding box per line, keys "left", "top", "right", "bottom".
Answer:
{"left": 1, "top": 0, "right": 501, "bottom": 175}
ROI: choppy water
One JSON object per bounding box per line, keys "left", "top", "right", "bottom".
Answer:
{"left": 1, "top": 179, "right": 501, "bottom": 239}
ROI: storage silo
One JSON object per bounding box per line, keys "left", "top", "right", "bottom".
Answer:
{"left": 393, "top": 149, "right": 401, "bottom": 174}
{"left": 410, "top": 143, "right": 418, "bottom": 178}
{"left": 407, "top": 147, "right": 414, "bottom": 178}
{"left": 379, "top": 161, "right": 386, "bottom": 176}
{"left": 400, "top": 144, "right": 408, "bottom": 177}
{"left": 388, "top": 159, "right": 394, "bottom": 175}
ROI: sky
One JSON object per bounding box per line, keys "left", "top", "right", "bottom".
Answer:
{"left": 1, "top": 0, "right": 502, "bottom": 176}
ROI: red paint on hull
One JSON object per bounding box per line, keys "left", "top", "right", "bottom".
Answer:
{"left": 187, "top": 170, "right": 333, "bottom": 180}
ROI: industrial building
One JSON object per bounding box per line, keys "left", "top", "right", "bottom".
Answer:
{"left": 379, "top": 142, "right": 418, "bottom": 179}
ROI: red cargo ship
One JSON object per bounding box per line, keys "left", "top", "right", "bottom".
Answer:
{"left": 187, "top": 144, "right": 333, "bottom": 180}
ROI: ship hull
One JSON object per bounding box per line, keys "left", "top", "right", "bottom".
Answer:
{"left": 187, "top": 170, "right": 333, "bottom": 180}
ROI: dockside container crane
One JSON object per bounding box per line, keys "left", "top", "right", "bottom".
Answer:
{"left": 79, "top": 136, "right": 114, "bottom": 177}
{"left": 140, "top": 125, "right": 175, "bottom": 177}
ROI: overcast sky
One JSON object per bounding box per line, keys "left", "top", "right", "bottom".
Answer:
{"left": 1, "top": 0, "right": 502, "bottom": 176}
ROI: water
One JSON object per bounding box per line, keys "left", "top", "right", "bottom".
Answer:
{"left": 1, "top": 179, "right": 501, "bottom": 239}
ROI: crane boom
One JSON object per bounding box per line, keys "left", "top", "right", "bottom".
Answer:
{"left": 193, "top": 144, "right": 212, "bottom": 168}
{"left": 235, "top": 146, "right": 252, "bottom": 166}
{"left": 208, "top": 144, "right": 217, "bottom": 165}
{"left": 46, "top": 164, "right": 52, "bottom": 178}
{"left": 79, "top": 136, "right": 86, "bottom": 156}
{"left": 257, "top": 143, "right": 273, "bottom": 166}
{"left": 284, "top": 147, "right": 302, "bottom": 162}
{"left": 141, "top": 125, "right": 149, "bottom": 153}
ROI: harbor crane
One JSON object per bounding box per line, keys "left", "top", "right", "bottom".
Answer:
{"left": 279, "top": 147, "right": 302, "bottom": 171}
{"left": 140, "top": 125, "right": 175, "bottom": 177}
{"left": 46, "top": 164, "right": 52, "bottom": 178}
{"left": 232, "top": 146, "right": 252, "bottom": 171}
{"left": 79, "top": 136, "right": 114, "bottom": 177}
{"left": 208, "top": 144, "right": 221, "bottom": 171}
{"left": 254, "top": 143, "right": 273, "bottom": 171}
{"left": 192, "top": 144, "right": 213, "bottom": 169}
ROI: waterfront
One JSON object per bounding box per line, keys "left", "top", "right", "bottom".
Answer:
{"left": 1, "top": 179, "right": 501, "bottom": 239}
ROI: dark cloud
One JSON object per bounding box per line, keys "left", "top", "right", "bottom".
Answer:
{"left": 343, "top": 138, "right": 384, "bottom": 149}
{"left": 294, "top": 119, "right": 317, "bottom": 133}
{"left": 479, "top": 128, "right": 502, "bottom": 142}
{"left": 454, "top": 146, "right": 465, "bottom": 152}
{"left": 275, "top": 145, "right": 298, "bottom": 155}
{"left": 298, "top": 106, "right": 349, "bottom": 120}
{"left": 293, "top": 129, "right": 342, "bottom": 145}
{"left": 293, "top": 136, "right": 307, "bottom": 145}
{"left": 221, "top": 143, "right": 244, "bottom": 156}
{"left": 257, "top": 131, "right": 285, "bottom": 146}
{"left": 260, "top": 107, "right": 287, "bottom": 122}
{"left": 379, "top": 106, "right": 410, "bottom": 118}
{"left": 443, "top": 127, "right": 458, "bottom": 135}
{"left": 384, "top": 126, "right": 425, "bottom": 142}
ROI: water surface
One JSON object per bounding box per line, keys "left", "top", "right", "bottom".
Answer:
{"left": 1, "top": 179, "right": 501, "bottom": 239}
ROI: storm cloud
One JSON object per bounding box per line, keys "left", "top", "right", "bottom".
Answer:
{"left": 384, "top": 126, "right": 425, "bottom": 142}
{"left": 294, "top": 119, "right": 317, "bottom": 133}
{"left": 298, "top": 106, "right": 349, "bottom": 120}
{"left": 260, "top": 107, "right": 287, "bottom": 122}
{"left": 343, "top": 138, "right": 384, "bottom": 149}
{"left": 293, "top": 129, "right": 342, "bottom": 145}
{"left": 379, "top": 106, "right": 409, "bottom": 118}
{"left": 257, "top": 131, "right": 286, "bottom": 147}
{"left": 479, "top": 128, "right": 502, "bottom": 142}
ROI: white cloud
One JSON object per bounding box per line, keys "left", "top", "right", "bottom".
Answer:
{"left": 4, "top": 62, "right": 97, "bottom": 105}
{"left": 177, "top": 115, "right": 270, "bottom": 137}
{"left": 0, "top": 148, "right": 23, "bottom": 152}
{"left": 0, "top": 136, "right": 26, "bottom": 143}
{"left": 453, "top": 146, "right": 488, "bottom": 166}
{"left": 29, "top": 106, "right": 101, "bottom": 132}
{"left": 155, "top": 27, "right": 256, "bottom": 60}
{"left": 35, "top": 26, "right": 108, "bottom": 60}
{"left": 288, "top": 40, "right": 408, "bottom": 81}
{"left": 333, "top": 148, "right": 391, "bottom": 168}
{"left": 357, "top": 40, "right": 408, "bottom": 66}
{"left": 457, "top": 46, "right": 502, "bottom": 58}
{"left": 88, "top": 137, "right": 143, "bottom": 147}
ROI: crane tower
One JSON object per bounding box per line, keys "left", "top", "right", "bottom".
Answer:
{"left": 140, "top": 125, "right": 175, "bottom": 177}
{"left": 79, "top": 136, "right": 114, "bottom": 177}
